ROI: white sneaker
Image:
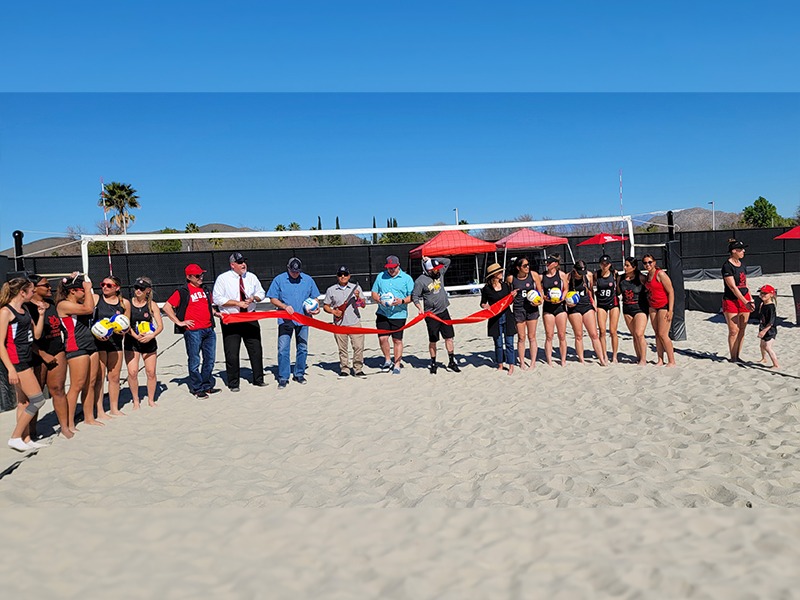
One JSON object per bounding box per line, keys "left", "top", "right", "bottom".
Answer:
{"left": 8, "top": 438, "right": 31, "bottom": 452}
{"left": 27, "top": 440, "right": 47, "bottom": 449}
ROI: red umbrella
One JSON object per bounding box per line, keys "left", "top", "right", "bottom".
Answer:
{"left": 577, "top": 233, "right": 629, "bottom": 246}
{"left": 774, "top": 226, "right": 800, "bottom": 240}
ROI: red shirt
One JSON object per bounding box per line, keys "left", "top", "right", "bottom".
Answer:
{"left": 167, "top": 284, "right": 213, "bottom": 330}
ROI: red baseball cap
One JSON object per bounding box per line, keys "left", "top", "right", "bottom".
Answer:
{"left": 385, "top": 255, "right": 400, "bottom": 268}
{"left": 758, "top": 285, "right": 776, "bottom": 294}
{"left": 185, "top": 264, "right": 207, "bottom": 276}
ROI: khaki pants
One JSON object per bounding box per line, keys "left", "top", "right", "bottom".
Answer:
{"left": 335, "top": 332, "right": 364, "bottom": 372}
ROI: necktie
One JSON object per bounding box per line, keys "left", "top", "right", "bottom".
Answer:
{"left": 239, "top": 276, "right": 247, "bottom": 312}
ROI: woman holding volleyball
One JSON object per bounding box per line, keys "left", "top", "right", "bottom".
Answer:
{"left": 92, "top": 275, "right": 131, "bottom": 417}
{"left": 566, "top": 260, "right": 607, "bottom": 366}
{"left": 594, "top": 255, "right": 620, "bottom": 364}
{"left": 125, "top": 277, "right": 163, "bottom": 409}
{"left": 506, "top": 256, "right": 544, "bottom": 370}
{"left": 540, "top": 254, "right": 569, "bottom": 366}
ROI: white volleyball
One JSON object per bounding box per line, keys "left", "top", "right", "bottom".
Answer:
{"left": 303, "top": 297, "right": 319, "bottom": 314}
{"left": 379, "top": 292, "right": 396, "bottom": 307}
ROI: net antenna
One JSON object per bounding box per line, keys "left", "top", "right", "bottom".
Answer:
{"left": 79, "top": 214, "right": 636, "bottom": 292}
{"left": 100, "top": 177, "right": 113, "bottom": 276}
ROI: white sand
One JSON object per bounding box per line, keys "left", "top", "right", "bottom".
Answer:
{"left": 1, "top": 271, "right": 798, "bottom": 597}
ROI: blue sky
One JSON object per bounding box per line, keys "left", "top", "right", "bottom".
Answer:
{"left": 1, "top": 2, "right": 798, "bottom": 249}
{"left": 1, "top": 93, "right": 797, "bottom": 249}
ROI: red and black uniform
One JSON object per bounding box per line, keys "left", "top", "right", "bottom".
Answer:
{"left": 541, "top": 270, "right": 566, "bottom": 316}
{"left": 567, "top": 274, "right": 594, "bottom": 316}
{"left": 510, "top": 274, "right": 540, "bottom": 322}
{"left": 25, "top": 299, "right": 65, "bottom": 367}
{"left": 4, "top": 305, "right": 34, "bottom": 372}
{"left": 61, "top": 312, "right": 97, "bottom": 359}
{"left": 645, "top": 269, "right": 669, "bottom": 311}
{"left": 595, "top": 272, "right": 619, "bottom": 310}
{"left": 166, "top": 284, "right": 214, "bottom": 331}
{"left": 94, "top": 295, "right": 125, "bottom": 352}
{"left": 721, "top": 260, "right": 752, "bottom": 314}
{"left": 124, "top": 301, "right": 158, "bottom": 354}
{"left": 619, "top": 276, "right": 647, "bottom": 316}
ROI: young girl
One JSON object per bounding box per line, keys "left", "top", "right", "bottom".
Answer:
{"left": 566, "top": 260, "right": 607, "bottom": 366}
{"left": 124, "top": 277, "right": 164, "bottom": 408}
{"left": 618, "top": 257, "right": 648, "bottom": 365}
{"left": 541, "top": 254, "right": 569, "bottom": 366}
{"left": 0, "top": 278, "right": 47, "bottom": 451}
{"left": 594, "top": 255, "right": 620, "bottom": 364}
{"left": 93, "top": 275, "right": 131, "bottom": 417}
{"left": 756, "top": 285, "right": 779, "bottom": 369}
{"left": 26, "top": 276, "right": 71, "bottom": 439}
{"left": 56, "top": 273, "right": 100, "bottom": 429}
{"left": 643, "top": 253, "right": 676, "bottom": 367}
{"left": 506, "top": 256, "right": 544, "bottom": 370}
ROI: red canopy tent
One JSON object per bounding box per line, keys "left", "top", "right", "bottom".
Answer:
{"left": 409, "top": 230, "right": 496, "bottom": 258}
{"left": 577, "top": 233, "right": 629, "bottom": 246}
{"left": 495, "top": 229, "right": 573, "bottom": 267}
{"left": 409, "top": 230, "right": 497, "bottom": 287}
{"left": 774, "top": 226, "right": 800, "bottom": 240}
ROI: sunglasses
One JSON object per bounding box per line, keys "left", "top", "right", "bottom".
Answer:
{"left": 133, "top": 285, "right": 149, "bottom": 291}
{"left": 520, "top": 263, "right": 529, "bottom": 268}
{"left": 189, "top": 273, "right": 204, "bottom": 278}
{"left": 337, "top": 273, "right": 350, "bottom": 277}
{"left": 36, "top": 283, "right": 51, "bottom": 288}
{"left": 234, "top": 260, "right": 246, "bottom": 264}
{"left": 642, "top": 260, "right": 654, "bottom": 265}
{"left": 101, "top": 282, "right": 117, "bottom": 288}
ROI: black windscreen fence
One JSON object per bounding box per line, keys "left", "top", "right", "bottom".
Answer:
{"left": 7, "top": 227, "right": 799, "bottom": 294}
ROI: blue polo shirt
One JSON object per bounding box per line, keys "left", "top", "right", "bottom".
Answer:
{"left": 372, "top": 269, "right": 414, "bottom": 319}
{"left": 267, "top": 272, "right": 321, "bottom": 325}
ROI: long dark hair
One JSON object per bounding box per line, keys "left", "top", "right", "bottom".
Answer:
{"left": 512, "top": 256, "right": 530, "bottom": 278}
{"left": 623, "top": 257, "right": 642, "bottom": 282}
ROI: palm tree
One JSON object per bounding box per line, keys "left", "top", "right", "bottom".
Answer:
{"left": 99, "top": 182, "right": 140, "bottom": 253}
{"left": 185, "top": 222, "right": 200, "bottom": 251}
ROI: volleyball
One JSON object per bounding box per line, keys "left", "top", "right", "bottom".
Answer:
{"left": 91, "top": 319, "right": 113, "bottom": 340}
{"left": 526, "top": 289, "right": 543, "bottom": 306}
{"left": 547, "top": 287, "right": 563, "bottom": 303}
{"left": 108, "top": 313, "right": 130, "bottom": 333}
{"left": 303, "top": 297, "right": 319, "bottom": 314}
{"left": 137, "top": 321, "right": 156, "bottom": 335}
{"left": 565, "top": 291, "right": 581, "bottom": 307}
{"left": 379, "top": 292, "right": 396, "bottom": 307}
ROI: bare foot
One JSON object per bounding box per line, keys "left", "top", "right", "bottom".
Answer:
{"left": 84, "top": 420, "right": 105, "bottom": 427}
{"left": 757, "top": 358, "right": 767, "bottom": 364}
{"left": 546, "top": 361, "right": 554, "bottom": 367}
{"left": 147, "top": 401, "right": 157, "bottom": 408}
{"left": 656, "top": 360, "right": 664, "bottom": 366}
{"left": 666, "top": 362, "right": 677, "bottom": 368}
{"left": 508, "top": 365, "right": 514, "bottom": 375}
{"left": 132, "top": 402, "right": 141, "bottom": 410}
{"left": 60, "top": 429, "right": 75, "bottom": 439}
{"left": 612, "top": 357, "right": 619, "bottom": 364}
{"left": 98, "top": 412, "right": 112, "bottom": 420}
{"left": 770, "top": 364, "right": 780, "bottom": 370}
{"left": 69, "top": 426, "right": 79, "bottom": 433}
{"left": 109, "top": 410, "right": 126, "bottom": 417}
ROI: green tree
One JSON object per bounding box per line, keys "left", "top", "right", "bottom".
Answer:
{"left": 740, "top": 196, "right": 794, "bottom": 228}
{"left": 185, "top": 222, "right": 200, "bottom": 251}
{"left": 288, "top": 222, "right": 301, "bottom": 231}
{"left": 372, "top": 216, "right": 378, "bottom": 244}
{"left": 209, "top": 229, "right": 224, "bottom": 249}
{"left": 99, "top": 182, "right": 140, "bottom": 253}
{"left": 329, "top": 216, "right": 342, "bottom": 245}
{"left": 150, "top": 228, "right": 182, "bottom": 253}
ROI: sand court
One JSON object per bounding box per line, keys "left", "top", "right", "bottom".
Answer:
{"left": 0, "top": 272, "right": 798, "bottom": 596}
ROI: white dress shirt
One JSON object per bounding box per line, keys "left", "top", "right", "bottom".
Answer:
{"left": 213, "top": 269, "right": 267, "bottom": 315}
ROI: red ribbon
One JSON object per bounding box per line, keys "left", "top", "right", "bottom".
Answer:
{"left": 221, "top": 293, "right": 514, "bottom": 335}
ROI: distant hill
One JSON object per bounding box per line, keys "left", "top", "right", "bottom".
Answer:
{"left": 636, "top": 207, "right": 741, "bottom": 233}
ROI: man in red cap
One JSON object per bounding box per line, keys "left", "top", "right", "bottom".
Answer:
{"left": 162, "top": 264, "right": 220, "bottom": 398}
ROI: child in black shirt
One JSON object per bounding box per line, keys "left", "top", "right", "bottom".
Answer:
{"left": 757, "top": 284, "right": 779, "bottom": 369}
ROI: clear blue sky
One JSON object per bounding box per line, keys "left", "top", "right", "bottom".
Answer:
{"left": 1, "top": 1, "right": 798, "bottom": 92}
{"left": 1, "top": 2, "right": 799, "bottom": 249}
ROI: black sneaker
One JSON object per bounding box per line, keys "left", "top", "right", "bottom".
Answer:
{"left": 338, "top": 371, "right": 350, "bottom": 379}
{"left": 229, "top": 387, "right": 240, "bottom": 393}
{"left": 446, "top": 362, "right": 461, "bottom": 373}
{"left": 429, "top": 364, "right": 438, "bottom": 375}
{"left": 353, "top": 371, "right": 367, "bottom": 379}
{"left": 193, "top": 391, "right": 209, "bottom": 399}
{"left": 278, "top": 380, "right": 288, "bottom": 390}
{"left": 253, "top": 381, "right": 269, "bottom": 387}
{"left": 293, "top": 376, "right": 308, "bottom": 385}
{"left": 205, "top": 388, "right": 222, "bottom": 395}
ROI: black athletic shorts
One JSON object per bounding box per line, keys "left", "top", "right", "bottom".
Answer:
{"left": 513, "top": 305, "right": 540, "bottom": 323}
{"left": 376, "top": 314, "right": 406, "bottom": 340}
{"left": 13, "top": 360, "right": 34, "bottom": 373}
{"left": 66, "top": 348, "right": 96, "bottom": 360}
{"left": 124, "top": 338, "right": 158, "bottom": 355}
{"left": 425, "top": 310, "right": 455, "bottom": 342}
{"left": 622, "top": 304, "right": 645, "bottom": 317}
{"left": 96, "top": 335, "right": 124, "bottom": 353}
{"left": 567, "top": 304, "right": 594, "bottom": 316}
{"left": 542, "top": 302, "right": 566, "bottom": 316}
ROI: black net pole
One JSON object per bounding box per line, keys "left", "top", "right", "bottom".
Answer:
{"left": 665, "top": 240, "right": 687, "bottom": 341}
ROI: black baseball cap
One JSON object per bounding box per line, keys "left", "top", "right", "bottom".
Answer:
{"left": 546, "top": 255, "right": 559, "bottom": 265}
{"left": 598, "top": 254, "right": 612, "bottom": 264}
{"left": 287, "top": 257, "right": 302, "bottom": 272}
{"left": 134, "top": 277, "right": 152, "bottom": 288}
{"left": 229, "top": 252, "right": 247, "bottom": 263}
{"left": 728, "top": 240, "right": 748, "bottom": 251}
{"left": 336, "top": 265, "right": 350, "bottom": 275}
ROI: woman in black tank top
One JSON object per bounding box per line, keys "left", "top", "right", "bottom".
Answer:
{"left": 27, "top": 276, "right": 70, "bottom": 440}
{"left": 567, "top": 261, "right": 608, "bottom": 366}
{"left": 0, "top": 277, "right": 48, "bottom": 450}
{"left": 124, "top": 276, "right": 164, "bottom": 409}
{"left": 540, "top": 254, "right": 569, "bottom": 366}
{"left": 56, "top": 273, "right": 99, "bottom": 432}
{"left": 506, "top": 256, "right": 544, "bottom": 370}
{"left": 594, "top": 255, "right": 620, "bottom": 364}
{"left": 620, "top": 258, "right": 648, "bottom": 365}
{"left": 93, "top": 276, "right": 131, "bottom": 418}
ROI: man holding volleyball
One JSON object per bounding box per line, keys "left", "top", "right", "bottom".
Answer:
{"left": 267, "top": 257, "right": 320, "bottom": 389}
{"left": 412, "top": 256, "right": 461, "bottom": 374}
{"left": 371, "top": 255, "right": 414, "bottom": 375}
